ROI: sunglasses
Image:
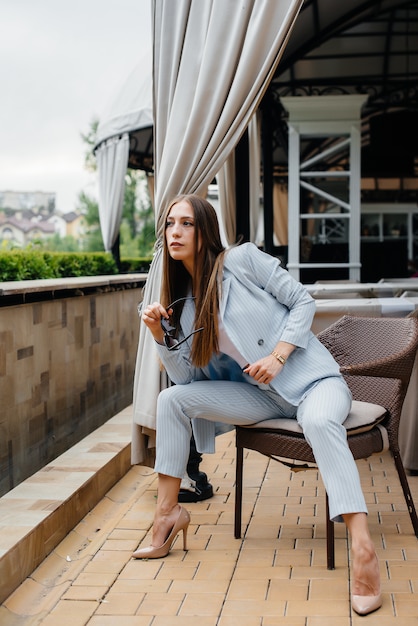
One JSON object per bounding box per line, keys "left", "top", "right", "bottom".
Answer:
{"left": 160, "top": 296, "right": 204, "bottom": 350}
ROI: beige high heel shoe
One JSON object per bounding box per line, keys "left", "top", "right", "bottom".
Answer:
{"left": 351, "top": 592, "right": 382, "bottom": 615}
{"left": 132, "top": 505, "right": 190, "bottom": 559}
{"left": 351, "top": 551, "right": 382, "bottom": 615}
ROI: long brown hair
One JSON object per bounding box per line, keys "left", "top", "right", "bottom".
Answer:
{"left": 161, "top": 194, "right": 226, "bottom": 366}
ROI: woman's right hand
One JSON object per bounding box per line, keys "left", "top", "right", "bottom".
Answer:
{"left": 142, "top": 301, "right": 170, "bottom": 344}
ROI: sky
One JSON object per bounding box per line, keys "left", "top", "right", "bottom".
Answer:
{"left": 0, "top": 0, "right": 152, "bottom": 214}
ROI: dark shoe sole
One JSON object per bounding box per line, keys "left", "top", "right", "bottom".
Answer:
{"left": 178, "top": 484, "right": 214, "bottom": 503}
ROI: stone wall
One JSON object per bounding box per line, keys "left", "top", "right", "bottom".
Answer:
{"left": 0, "top": 278, "right": 145, "bottom": 496}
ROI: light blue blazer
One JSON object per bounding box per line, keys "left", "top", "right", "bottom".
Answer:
{"left": 155, "top": 242, "right": 342, "bottom": 452}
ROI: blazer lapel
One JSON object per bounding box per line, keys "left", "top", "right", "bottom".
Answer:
{"left": 220, "top": 276, "right": 231, "bottom": 318}
{"left": 181, "top": 297, "right": 196, "bottom": 334}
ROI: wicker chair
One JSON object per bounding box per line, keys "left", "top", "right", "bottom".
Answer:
{"left": 234, "top": 315, "right": 418, "bottom": 569}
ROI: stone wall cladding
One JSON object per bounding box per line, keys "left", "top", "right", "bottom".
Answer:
{"left": 0, "top": 285, "right": 144, "bottom": 496}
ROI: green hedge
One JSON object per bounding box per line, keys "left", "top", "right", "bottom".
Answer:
{"left": 0, "top": 250, "right": 153, "bottom": 281}
{"left": 119, "top": 257, "right": 153, "bottom": 273}
{"left": 0, "top": 250, "right": 120, "bottom": 281}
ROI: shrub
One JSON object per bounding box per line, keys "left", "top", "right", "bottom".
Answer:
{"left": 119, "top": 257, "right": 153, "bottom": 273}
{"left": 0, "top": 250, "right": 119, "bottom": 281}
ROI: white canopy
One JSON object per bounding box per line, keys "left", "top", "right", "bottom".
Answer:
{"left": 95, "top": 57, "right": 153, "bottom": 148}
{"left": 94, "top": 54, "right": 153, "bottom": 251}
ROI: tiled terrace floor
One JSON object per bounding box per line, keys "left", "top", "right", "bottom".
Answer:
{"left": 2, "top": 424, "right": 418, "bottom": 625}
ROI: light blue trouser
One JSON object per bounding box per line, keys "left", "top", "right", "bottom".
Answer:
{"left": 155, "top": 361, "right": 367, "bottom": 522}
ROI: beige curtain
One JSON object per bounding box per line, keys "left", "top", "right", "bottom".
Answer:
{"left": 217, "top": 152, "right": 236, "bottom": 245}
{"left": 217, "top": 113, "right": 262, "bottom": 246}
{"left": 249, "top": 112, "right": 262, "bottom": 242}
{"left": 95, "top": 133, "right": 130, "bottom": 251}
{"left": 273, "top": 181, "right": 289, "bottom": 245}
{"left": 132, "top": 0, "right": 304, "bottom": 462}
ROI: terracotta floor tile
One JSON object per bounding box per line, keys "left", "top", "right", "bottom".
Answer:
{"left": 233, "top": 565, "right": 292, "bottom": 580}
{"left": 99, "top": 539, "right": 139, "bottom": 551}
{"left": 389, "top": 563, "right": 418, "bottom": 579}
{"left": 136, "top": 592, "right": 185, "bottom": 616}
{"left": 219, "top": 618, "right": 275, "bottom": 626}
{"left": 30, "top": 551, "right": 91, "bottom": 586}
{"left": 308, "top": 578, "right": 348, "bottom": 599}
{"left": 53, "top": 530, "right": 93, "bottom": 560}
{"left": 237, "top": 548, "right": 278, "bottom": 567}
{"left": 307, "top": 618, "right": 351, "bottom": 626}
{"left": 89, "top": 618, "right": 152, "bottom": 626}
{"left": 170, "top": 579, "right": 229, "bottom": 594}
{"left": 111, "top": 578, "right": 170, "bottom": 594}
{"left": 273, "top": 549, "right": 314, "bottom": 567}
{"left": 95, "top": 592, "right": 144, "bottom": 615}
{"left": 290, "top": 565, "right": 348, "bottom": 580}
{"left": 86, "top": 550, "right": 132, "bottom": 572}
{"left": 153, "top": 617, "right": 218, "bottom": 626}
{"left": 71, "top": 571, "right": 118, "bottom": 587}
{"left": 263, "top": 615, "right": 306, "bottom": 626}
{"left": 286, "top": 598, "right": 349, "bottom": 617}
{"left": 39, "top": 600, "right": 99, "bottom": 625}
{"left": 182, "top": 549, "right": 239, "bottom": 564}
{"left": 155, "top": 564, "right": 198, "bottom": 580}
{"left": 108, "top": 528, "right": 142, "bottom": 541}
{"left": 393, "top": 595, "right": 418, "bottom": 615}
{"left": 221, "top": 598, "right": 286, "bottom": 617}
{"left": 381, "top": 579, "right": 412, "bottom": 593}
{"left": 267, "top": 579, "right": 309, "bottom": 601}
{"left": 179, "top": 592, "right": 225, "bottom": 616}
{"left": 3, "top": 578, "right": 71, "bottom": 617}
{"left": 351, "top": 619, "right": 417, "bottom": 626}
{"left": 62, "top": 584, "right": 109, "bottom": 601}
{"left": 226, "top": 579, "right": 269, "bottom": 601}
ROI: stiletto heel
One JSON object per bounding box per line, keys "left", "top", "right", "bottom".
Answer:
{"left": 182, "top": 525, "right": 188, "bottom": 551}
{"left": 132, "top": 505, "right": 190, "bottom": 559}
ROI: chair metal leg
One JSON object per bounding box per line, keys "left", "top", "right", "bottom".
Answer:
{"left": 393, "top": 448, "right": 418, "bottom": 538}
{"left": 234, "top": 443, "right": 244, "bottom": 539}
{"left": 326, "top": 494, "right": 335, "bottom": 570}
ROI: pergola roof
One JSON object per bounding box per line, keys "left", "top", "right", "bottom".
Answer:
{"left": 268, "top": 0, "right": 418, "bottom": 201}
{"left": 275, "top": 0, "right": 416, "bottom": 99}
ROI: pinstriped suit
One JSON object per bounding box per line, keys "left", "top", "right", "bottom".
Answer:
{"left": 154, "top": 243, "right": 367, "bottom": 521}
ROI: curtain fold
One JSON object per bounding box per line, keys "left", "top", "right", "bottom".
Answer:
{"left": 132, "top": 0, "right": 304, "bottom": 461}
{"left": 273, "top": 182, "right": 289, "bottom": 245}
{"left": 248, "top": 112, "right": 262, "bottom": 242}
{"left": 217, "top": 113, "right": 261, "bottom": 246}
{"left": 217, "top": 152, "right": 236, "bottom": 245}
{"left": 95, "top": 134, "right": 130, "bottom": 251}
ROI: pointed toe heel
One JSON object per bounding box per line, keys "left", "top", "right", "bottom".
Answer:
{"left": 132, "top": 505, "right": 190, "bottom": 560}
{"left": 351, "top": 593, "right": 382, "bottom": 615}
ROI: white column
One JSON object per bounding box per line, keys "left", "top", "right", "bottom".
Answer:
{"left": 281, "top": 95, "right": 367, "bottom": 282}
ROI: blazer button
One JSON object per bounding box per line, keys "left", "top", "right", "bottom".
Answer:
{"left": 258, "top": 339, "right": 264, "bottom": 346}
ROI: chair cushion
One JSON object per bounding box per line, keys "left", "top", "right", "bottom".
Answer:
{"left": 243, "top": 400, "right": 387, "bottom": 437}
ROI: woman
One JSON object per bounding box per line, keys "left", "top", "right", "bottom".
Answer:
{"left": 135, "top": 194, "right": 381, "bottom": 616}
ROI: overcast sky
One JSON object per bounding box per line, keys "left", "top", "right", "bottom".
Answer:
{"left": 0, "top": 0, "right": 152, "bottom": 213}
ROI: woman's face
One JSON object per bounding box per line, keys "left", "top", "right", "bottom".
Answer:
{"left": 165, "top": 199, "right": 200, "bottom": 274}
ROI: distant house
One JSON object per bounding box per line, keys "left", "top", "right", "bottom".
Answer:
{"left": 62, "top": 212, "right": 87, "bottom": 239}
{"left": 0, "top": 215, "right": 55, "bottom": 247}
{"left": 0, "top": 191, "right": 87, "bottom": 247}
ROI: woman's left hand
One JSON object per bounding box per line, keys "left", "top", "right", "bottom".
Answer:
{"left": 243, "top": 355, "right": 283, "bottom": 384}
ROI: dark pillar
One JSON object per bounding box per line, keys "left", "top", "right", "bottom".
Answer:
{"left": 261, "top": 94, "right": 274, "bottom": 255}
{"left": 234, "top": 128, "right": 250, "bottom": 243}
{"left": 111, "top": 233, "right": 121, "bottom": 272}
